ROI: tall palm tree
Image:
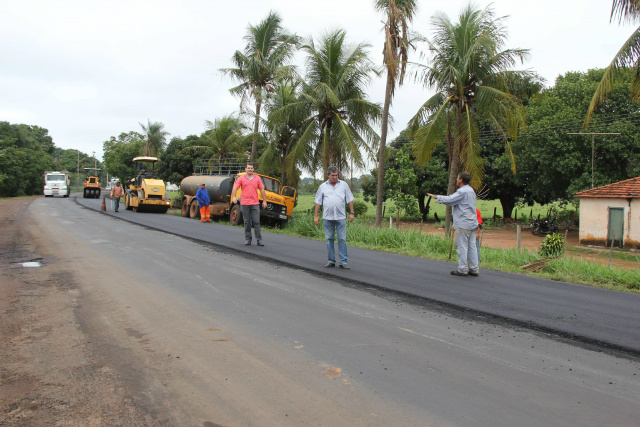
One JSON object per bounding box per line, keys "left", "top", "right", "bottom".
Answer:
{"left": 139, "top": 119, "right": 169, "bottom": 157}
{"left": 262, "top": 81, "right": 311, "bottom": 187}
{"left": 220, "top": 12, "right": 300, "bottom": 163}
{"left": 286, "top": 30, "right": 382, "bottom": 176}
{"left": 409, "top": 4, "right": 530, "bottom": 235}
{"left": 585, "top": 0, "right": 640, "bottom": 125}
{"left": 374, "top": 0, "right": 418, "bottom": 226}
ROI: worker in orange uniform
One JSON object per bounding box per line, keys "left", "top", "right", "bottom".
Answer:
{"left": 195, "top": 183, "right": 211, "bottom": 223}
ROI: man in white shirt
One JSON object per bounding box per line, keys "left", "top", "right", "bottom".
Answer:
{"left": 427, "top": 171, "right": 479, "bottom": 276}
{"left": 314, "top": 166, "right": 355, "bottom": 269}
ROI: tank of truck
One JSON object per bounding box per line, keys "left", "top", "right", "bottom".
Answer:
{"left": 180, "top": 175, "right": 234, "bottom": 203}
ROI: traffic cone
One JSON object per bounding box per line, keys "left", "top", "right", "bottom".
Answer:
{"left": 101, "top": 197, "right": 106, "bottom": 212}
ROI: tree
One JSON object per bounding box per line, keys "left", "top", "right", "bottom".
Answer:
{"left": 384, "top": 146, "right": 419, "bottom": 221}
{"left": 586, "top": 1, "right": 640, "bottom": 124}
{"left": 262, "top": 81, "right": 309, "bottom": 187}
{"left": 374, "top": 0, "right": 418, "bottom": 226}
{"left": 220, "top": 12, "right": 300, "bottom": 163}
{"left": 364, "top": 130, "right": 448, "bottom": 220}
{"left": 286, "top": 29, "right": 382, "bottom": 175}
{"left": 157, "top": 135, "right": 208, "bottom": 185}
{"left": 480, "top": 74, "right": 544, "bottom": 218}
{"left": 408, "top": 4, "right": 530, "bottom": 234}
{"left": 0, "top": 122, "right": 55, "bottom": 197}
{"left": 516, "top": 69, "right": 640, "bottom": 204}
{"left": 197, "top": 115, "right": 248, "bottom": 161}
{"left": 139, "top": 120, "right": 169, "bottom": 157}
{"left": 102, "top": 131, "right": 145, "bottom": 184}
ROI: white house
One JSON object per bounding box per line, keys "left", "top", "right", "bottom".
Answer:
{"left": 574, "top": 177, "right": 640, "bottom": 249}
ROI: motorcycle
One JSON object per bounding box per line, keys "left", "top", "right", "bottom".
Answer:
{"left": 529, "top": 216, "right": 558, "bottom": 236}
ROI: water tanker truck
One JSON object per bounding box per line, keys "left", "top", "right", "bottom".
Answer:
{"left": 180, "top": 160, "right": 297, "bottom": 226}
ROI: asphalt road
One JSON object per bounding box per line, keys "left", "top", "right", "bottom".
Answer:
{"left": 77, "top": 194, "right": 640, "bottom": 356}
{"left": 26, "top": 195, "right": 640, "bottom": 426}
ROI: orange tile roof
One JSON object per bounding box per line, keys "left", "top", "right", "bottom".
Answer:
{"left": 574, "top": 176, "right": 640, "bottom": 198}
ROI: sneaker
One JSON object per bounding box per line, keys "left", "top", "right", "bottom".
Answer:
{"left": 257, "top": 241, "right": 264, "bottom": 246}
{"left": 245, "top": 241, "right": 251, "bottom": 245}
{"left": 324, "top": 262, "right": 335, "bottom": 268}
{"left": 468, "top": 271, "right": 480, "bottom": 276}
{"left": 339, "top": 264, "right": 350, "bottom": 270}
{"left": 450, "top": 270, "right": 468, "bottom": 276}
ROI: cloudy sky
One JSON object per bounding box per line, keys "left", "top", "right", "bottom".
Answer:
{"left": 0, "top": 0, "right": 636, "bottom": 166}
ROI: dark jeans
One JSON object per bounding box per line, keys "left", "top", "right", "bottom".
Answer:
{"left": 241, "top": 204, "right": 262, "bottom": 242}
{"left": 113, "top": 197, "right": 120, "bottom": 211}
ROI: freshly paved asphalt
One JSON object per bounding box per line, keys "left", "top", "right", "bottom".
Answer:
{"left": 77, "top": 195, "right": 640, "bottom": 355}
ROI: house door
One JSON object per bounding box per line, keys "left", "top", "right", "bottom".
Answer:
{"left": 608, "top": 208, "right": 624, "bottom": 248}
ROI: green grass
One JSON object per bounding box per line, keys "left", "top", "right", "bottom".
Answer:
{"left": 268, "top": 211, "right": 639, "bottom": 293}
{"left": 294, "top": 194, "right": 576, "bottom": 223}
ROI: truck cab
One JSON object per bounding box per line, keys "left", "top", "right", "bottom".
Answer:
{"left": 43, "top": 171, "right": 70, "bottom": 197}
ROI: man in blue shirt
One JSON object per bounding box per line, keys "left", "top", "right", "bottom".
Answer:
{"left": 428, "top": 171, "right": 479, "bottom": 276}
{"left": 314, "top": 166, "right": 355, "bottom": 269}
{"left": 195, "top": 183, "right": 211, "bottom": 223}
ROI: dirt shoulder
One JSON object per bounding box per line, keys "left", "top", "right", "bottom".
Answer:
{"left": 0, "top": 197, "right": 160, "bottom": 426}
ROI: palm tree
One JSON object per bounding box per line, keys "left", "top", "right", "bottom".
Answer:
{"left": 179, "top": 115, "right": 247, "bottom": 161}
{"left": 202, "top": 115, "right": 248, "bottom": 161}
{"left": 262, "top": 81, "right": 311, "bottom": 187}
{"left": 409, "top": 4, "right": 530, "bottom": 235}
{"left": 139, "top": 119, "right": 169, "bottom": 157}
{"left": 286, "top": 30, "right": 382, "bottom": 176}
{"left": 374, "top": 0, "right": 418, "bottom": 226}
{"left": 585, "top": 0, "right": 640, "bottom": 125}
{"left": 220, "top": 12, "right": 300, "bottom": 163}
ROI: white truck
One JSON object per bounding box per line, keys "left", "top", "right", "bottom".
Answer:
{"left": 43, "top": 171, "right": 71, "bottom": 197}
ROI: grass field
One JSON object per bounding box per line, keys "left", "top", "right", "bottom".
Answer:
{"left": 294, "top": 193, "right": 577, "bottom": 224}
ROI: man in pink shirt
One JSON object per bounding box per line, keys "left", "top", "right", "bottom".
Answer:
{"left": 232, "top": 163, "right": 267, "bottom": 246}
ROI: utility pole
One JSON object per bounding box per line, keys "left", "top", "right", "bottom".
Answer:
{"left": 568, "top": 132, "right": 620, "bottom": 188}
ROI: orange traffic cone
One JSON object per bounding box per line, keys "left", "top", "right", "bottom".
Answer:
{"left": 101, "top": 197, "right": 106, "bottom": 212}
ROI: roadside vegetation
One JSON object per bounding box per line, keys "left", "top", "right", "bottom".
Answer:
{"left": 274, "top": 210, "right": 640, "bottom": 293}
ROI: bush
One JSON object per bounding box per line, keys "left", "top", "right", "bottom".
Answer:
{"left": 352, "top": 200, "right": 368, "bottom": 217}
{"left": 540, "top": 233, "right": 565, "bottom": 258}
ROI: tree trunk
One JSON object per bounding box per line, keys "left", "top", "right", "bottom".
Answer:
{"left": 418, "top": 194, "right": 432, "bottom": 221}
{"left": 251, "top": 95, "right": 262, "bottom": 163}
{"left": 499, "top": 197, "right": 516, "bottom": 220}
{"left": 445, "top": 110, "right": 462, "bottom": 237}
{"left": 375, "top": 72, "right": 394, "bottom": 227}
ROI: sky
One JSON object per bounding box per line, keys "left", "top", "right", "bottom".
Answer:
{"left": 0, "top": 0, "right": 636, "bottom": 170}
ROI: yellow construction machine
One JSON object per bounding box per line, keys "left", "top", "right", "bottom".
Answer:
{"left": 124, "top": 157, "right": 170, "bottom": 213}
{"left": 83, "top": 168, "right": 102, "bottom": 198}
